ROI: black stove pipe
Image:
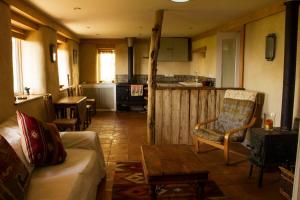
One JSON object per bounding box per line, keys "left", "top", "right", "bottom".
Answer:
{"left": 128, "top": 38, "right": 134, "bottom": 83}
{"left": 280, "top": 0, "right": 299, "bottom": 130}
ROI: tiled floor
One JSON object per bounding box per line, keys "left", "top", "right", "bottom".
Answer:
{"left": 89, "top": 111, "right": 283, "bottom": 200}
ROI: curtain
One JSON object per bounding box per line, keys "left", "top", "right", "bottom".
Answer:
{"left": 99, "top": 50, "right": 115, "bottom": 82}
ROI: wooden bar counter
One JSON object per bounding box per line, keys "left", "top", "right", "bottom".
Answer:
{"left": 154, "top": 84, "right": 242, "bottom": 145}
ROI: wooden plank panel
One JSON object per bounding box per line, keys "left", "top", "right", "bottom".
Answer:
{"left": 171, "top": 90, "right": 181, "bottom": 144}
{"left": 198, "top": 90, "right": 208, "bottom": 128}
{"left": 207, "top": 90, "right": 216, "bottom": 129}
{"left": 155, "top": 90, "right": 163, "bottom": 144}
{"left": 218, "top": 90, "right": 226, "bottom": 113}
{"left": 179, "top": 90, "right": 190, "bottom": 144}
{"left": 162, "top": 89, "right": 172, "bottom": 144}
{"left": 216, "top": 90, "right": 220, "bottom": 118}
{"left": 189, "top": 90, "right": 199, "bottom": 145}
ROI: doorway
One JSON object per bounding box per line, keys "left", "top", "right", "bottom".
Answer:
{"left": 216, "top": 32, "right": 241, "bottom": 87}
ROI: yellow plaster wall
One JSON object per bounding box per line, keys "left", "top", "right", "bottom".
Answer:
{"left": 244, "top": 12, "right": 285, "bottom": 126}
{"left": 191, "top": 35, "right": 217, "bottom": 78}
{"left": 0, "top": 1, "right": 15, "bottom": 122}
{"left": 79, "top": 43, "right": 97, "bottom": 83}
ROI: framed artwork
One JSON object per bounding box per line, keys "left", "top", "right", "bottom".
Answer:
{"left": 73, "top": 49, "right": 78, "bottom": 64}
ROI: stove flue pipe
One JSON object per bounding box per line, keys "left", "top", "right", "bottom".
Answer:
{"left": 128, "top": 38, "right": 134, "bottom": 83}
{"left": 280, "top": 0, "right": 299, "bottom": 130}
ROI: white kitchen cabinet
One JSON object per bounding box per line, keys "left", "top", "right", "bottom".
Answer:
{"left": 81, "top": 83, "right": 116, "bottom": 111}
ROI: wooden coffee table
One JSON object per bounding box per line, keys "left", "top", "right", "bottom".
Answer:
{"left": 141, "top": 144, "right": 209, "bottom": 200}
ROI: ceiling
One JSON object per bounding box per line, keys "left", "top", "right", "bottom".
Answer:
{"left": 27, "top": 0, "right": 279, "bottom": 39}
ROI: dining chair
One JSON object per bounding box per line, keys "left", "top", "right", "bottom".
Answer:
{"left": 77, "top": 85, "right": 96, "bottom": 115}
{"left": 193, "top": 89, "right": 258, "bottom": 165}
{"left": 43, "top": 94, "right": 77, "bottom": 131}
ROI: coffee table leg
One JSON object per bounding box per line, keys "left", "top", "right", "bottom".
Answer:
{"left": 196, "top": 181, "right": 205, "bottom": 200}
{"left": 150, "top": 184, "right": 157, "bottom": 200}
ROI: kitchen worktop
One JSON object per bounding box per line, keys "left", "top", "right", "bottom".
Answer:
{"left": 156, "top": 82, "right": 215, "bottom": 90}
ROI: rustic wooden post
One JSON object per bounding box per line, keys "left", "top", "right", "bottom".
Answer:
{"left": 147, "top": 10, "right": 164, "bottom": 144}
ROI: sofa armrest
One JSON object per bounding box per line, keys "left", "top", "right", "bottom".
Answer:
{"left": 60, "top": 131, "right": 106, "bottom": 171}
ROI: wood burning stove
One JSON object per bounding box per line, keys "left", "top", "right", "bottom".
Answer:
{"left": 116, "top": 83, "right": 147, "bottom": 111}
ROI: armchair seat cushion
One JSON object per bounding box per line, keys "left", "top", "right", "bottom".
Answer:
{"left": 193, "top": 128, "right": 244, "bottom": 144}
{"left": 194, "top": 128, "right": 224, "bottom": 143}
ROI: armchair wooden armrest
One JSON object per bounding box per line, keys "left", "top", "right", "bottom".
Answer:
{"left": 222, "top": 117, "right": 257, "bottom": 164}
{"left": 195, "top": 118, "right": 218, "bottom": 130}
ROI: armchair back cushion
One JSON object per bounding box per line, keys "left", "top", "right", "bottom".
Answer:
{"left": 215, "top": 90, "right": 256, "bottom": 141}
{"left": 0, "top": 135, "right": 30, "bottom": 200}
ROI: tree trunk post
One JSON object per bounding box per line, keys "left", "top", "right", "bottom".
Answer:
{"left": 147, "top": 10, "right": 164, "bottom": 144}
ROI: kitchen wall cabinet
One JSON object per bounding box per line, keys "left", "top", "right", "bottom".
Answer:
{"left": 158, "top": 38, "right": 190, "bottom": 62}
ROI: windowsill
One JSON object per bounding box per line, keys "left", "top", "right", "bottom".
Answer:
{"left": 59, "top": 85, "right": 73, "bottom": 92}
{"left": 14, "top": 94, "right": 44, "bottom": 105}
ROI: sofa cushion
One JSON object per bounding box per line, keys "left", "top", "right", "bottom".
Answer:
{"left": 27, "top": 149, "right": 102, "bottom": 200}
{"left": 0, "top": 135, "right": 30, "bottom": 200}
{"left": 0, "top": 115, "right": 34, "bottom": 173}
{"left": 16, "top": 111, "right": 67, "bottom": 166}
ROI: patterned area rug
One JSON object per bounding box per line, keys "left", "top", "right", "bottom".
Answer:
{"left": 112, "top": 162, "right": 225, "bottom": 200}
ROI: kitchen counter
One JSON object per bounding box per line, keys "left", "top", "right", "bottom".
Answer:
{"left": 157, "top": 82, "right": 215, "bottom": 90}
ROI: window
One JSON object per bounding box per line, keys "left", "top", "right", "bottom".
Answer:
{"left": 98, "top": 50, "right": 115, "bottom": 82}
{"left": 12, "top": 38, "right": 23, "bottom": 95}
{"left": 57, "top": 45, "right": 70, "bottom": 86}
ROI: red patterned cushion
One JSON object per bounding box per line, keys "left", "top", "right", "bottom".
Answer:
{"left": 16, "top": 111, "right": 67, "bottom": 166}
{"left": 0, "top": 135, "right": 30, "bottom": 200}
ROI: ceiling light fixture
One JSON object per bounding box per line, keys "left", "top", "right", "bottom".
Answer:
{"left": 171, "top": 0, "right": 190, "bottom": 3}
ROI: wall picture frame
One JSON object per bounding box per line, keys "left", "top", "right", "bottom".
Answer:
{"left": 73, "top": 49, "right": 78, "bottom": 64}
{"left": 265, "top": 33, "right": 276, "bottom": 61}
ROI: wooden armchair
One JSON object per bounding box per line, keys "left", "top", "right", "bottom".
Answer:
{"left": 193, "top": 90, "right": 258, "bottom": 164}
{"left": 44, "top": 94, "right": 77, "bottom": 131}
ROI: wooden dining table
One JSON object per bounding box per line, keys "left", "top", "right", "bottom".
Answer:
{"left": 54, "top": 96, "right": 87, "bottom": 130}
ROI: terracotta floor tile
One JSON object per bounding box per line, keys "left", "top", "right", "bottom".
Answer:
{"left": 99, "top": 138, "right": 113, "bottom": 144}
{"left": 112, "top": 138, "right": 128, "bottom": 144}
{"left": 91, "top": 111, "right": 282, "bottom": 200}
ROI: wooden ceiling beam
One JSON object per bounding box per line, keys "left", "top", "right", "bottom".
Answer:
{"left": 8, "top": 0, "right": 79, "bottom": 42}
{"left": 11, "top": 11, "right": 39, "bottom": 30}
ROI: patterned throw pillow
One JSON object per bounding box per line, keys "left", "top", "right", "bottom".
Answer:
{"left": 16, "top": 111, "right": 67, "bottom": 166}
{"left": 0, "top": 135, "right": 30, "bottom": 200}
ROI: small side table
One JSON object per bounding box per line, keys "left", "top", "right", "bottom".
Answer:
{"left": 248, "top": 128, "right": 298, "bottom": 187}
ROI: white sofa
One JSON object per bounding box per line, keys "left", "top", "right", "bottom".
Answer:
{"left": 0, "top": 116, "right": 106, "bottom": 200}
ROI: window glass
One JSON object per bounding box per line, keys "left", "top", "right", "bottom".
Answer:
{"left": 12, "top": 38, "right": 23, "bottom": 95}
{"left": 99, "top": 51, "right": 115, "bottom": 82}
{"left": 57, "top": 47, "right": 70, "bottom": 86}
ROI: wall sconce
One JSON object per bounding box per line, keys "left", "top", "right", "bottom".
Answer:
{"left": 265, "top": 33, "right": 276, "bottom": 61}
{"left": 49, "top": 44, "right": 57, "bottom": 63}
